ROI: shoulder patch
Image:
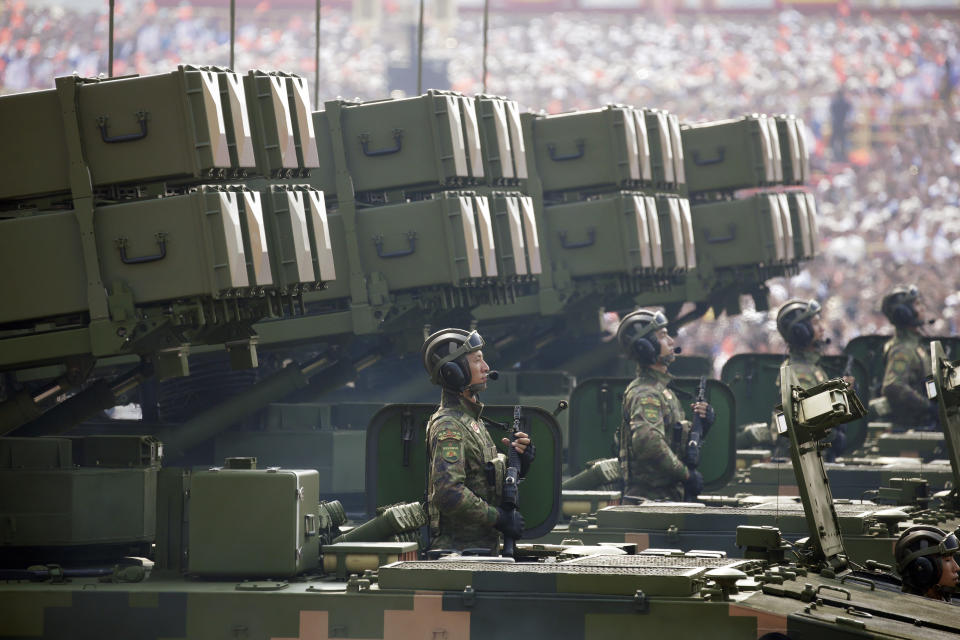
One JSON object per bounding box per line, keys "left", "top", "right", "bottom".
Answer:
{"left": 639, "top": 396, "right": 661, "bottom": 424}
{"left": 439, "top": 440, "right": 462, "bottom": 464}
{"left": 436, "top": 427, "right": 463, "bottom": 441}
{"left": 890, "top": 355, "right": 908, "bottom": 374}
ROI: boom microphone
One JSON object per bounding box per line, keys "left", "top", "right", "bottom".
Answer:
{"left": 487, "top": 370, "right": 500, "bottom": 381}
{"left": 673, "top": 347, "right": 682, "bottom": 354}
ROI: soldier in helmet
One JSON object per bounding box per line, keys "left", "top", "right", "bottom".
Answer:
{"left": 617, "top": 309, "right": 713, "bottom": 501}
{"left": 421, "top": 328, "right": 534, "bottom": 553}
{"left": 895, "top": 525, "right": 960, "bottom": 601}
{"left": 880, "top": 285, "right": 933, "bottom": 429}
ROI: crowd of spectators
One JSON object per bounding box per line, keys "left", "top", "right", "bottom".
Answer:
{"left": 2, "top": 0, "right": 958, "bottom": 369}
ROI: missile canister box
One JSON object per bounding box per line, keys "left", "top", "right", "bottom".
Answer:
{"left": 187, "top": 467, "right": 320, "bottom": 577}
{"left": 0, "top": 188, "right": 252, "bottom": 325}
{"left": 543, "top": 192, "right": 676, "bottom": 278}
{"left": 774, "top": 115, "right": 810, "bottom": 186}
{"left": 531, "top": 106, "right": 649, "bottom": 193}
{"left": 473, "top": 95, "right": 528, "bottom": 183}
{"left": 487, "top": 193, "right": 542, "bottom": 278}
{"left": 313, "top": 90, "right": 481, "bottom": 196}
{"left": 689, "top": 193, "right": 795, "bottom": 269}
{"left": 785, "top": 190, "right": 820, "bottom": 259}
{"left": 681, "top": 115, "right": 785, "bottom": 194}
{"left": 642, "top": 108, "right": 685, "bottom": 190}
{"left": 0, "top": 67, "right": 237, "bottom": 203}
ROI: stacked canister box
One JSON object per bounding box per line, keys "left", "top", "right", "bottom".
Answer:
{"left": 0, "top": 67, "right": 335, "bottom": 331}
{"left": 681, "top": 114, "right": 816, "bottom": 274}
{"left": 308, "top": 91, "right": 540, "bottom": 308}
{"left": 527, "top": 105, "right": 694, "bottom": 287}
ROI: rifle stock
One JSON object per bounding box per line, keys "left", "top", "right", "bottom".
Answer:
{"left": 500, "top": 406, "right": 523, "bottom": 558}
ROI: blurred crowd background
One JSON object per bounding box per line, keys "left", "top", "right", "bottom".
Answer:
{"left": 2, "top": 0, "right": 958, "bottom": 373}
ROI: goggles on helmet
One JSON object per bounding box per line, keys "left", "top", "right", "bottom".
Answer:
{"left": 634, "top": 310, "right": 669, "bottom": 338}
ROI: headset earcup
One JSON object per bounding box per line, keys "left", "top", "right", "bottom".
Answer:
{"left": 633, "top": 335, "right": 659, "bottom": 364}
{"left": 892, "top": 303, "right": 916, "bottom": 326}
{"left": 907, "top": 556, "right": 940, "bottom": 592}
{"left": 439, "top": 360, "right": 468, "bottom": 390}
{"left": 790, "top": 320, "right": 813, "bottom": 347}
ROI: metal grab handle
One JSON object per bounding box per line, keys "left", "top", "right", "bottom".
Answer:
{"left": 703, "top": 225, "right": 736, "bottom": 244}
{"left": 692, "top": 147, "right": 725, "bottom": 166}
{"left": 373, "top": 231, "right": 417, "bottom": 258}
{"left": 839, "top": 575, "right": 876, "bottom": 591}
{"left": 97, "top": 111, "right": 149, "bottom": 143}
{"left": 116, "top": 233, "right": 167, "bottom": 265}
{"left": 816, "top": 584, "right": 851, "bottom": 600}
{"left": 547, "top": 140, "right": 585, "bottom": 162}
{"left": 360, "top": 129, "right": 403, "bottom": 157}
{"left": 558, "top": 227, "right": 596, "bottom": 249}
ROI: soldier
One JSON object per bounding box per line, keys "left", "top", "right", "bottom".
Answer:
{"left": 420, "top": 328, "right": 534, "bottom": 553}
{"left": 616, "top": 309, "right": 713, "bottom": 501}
{"left": 880, "top": 285, "right": 933, "bottom": 429}
{"left": 895, "top": 525, "right": 960, "bottom": 602}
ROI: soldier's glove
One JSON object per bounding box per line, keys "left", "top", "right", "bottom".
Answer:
{"left": 494, "top": 507, "right": 524, "bottom": 539}
{"left": 683, "top": 470, "right": 704, "bottom": 499}
{"left": 519, "top": 443, "right": 535, "bottom": 478}
{"left": 702, "top": 404, "right": 716, "bottom": 431}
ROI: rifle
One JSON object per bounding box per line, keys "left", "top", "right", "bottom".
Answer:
{"left": 683, "top": 376, "right": 712, "bottom": 501}
{"left": 500, "top": 405, "right": 523, "bottom": 558}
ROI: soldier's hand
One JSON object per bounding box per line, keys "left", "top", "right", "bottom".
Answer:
{"left": 495, "top": 507, "right": 524, "bottom": 539}
{"left": 843, "top": 375, "right": 855, "bottom": 387}
{"left": 692, "top": 402, "right": 716, "bottom": 428}
{"left": 504, "top": 432, "right": 532, "bottom": 456}
{"left": 684, "top": 469, "right": 704, "bottom": 498}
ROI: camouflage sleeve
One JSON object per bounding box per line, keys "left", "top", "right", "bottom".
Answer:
{"left": 628, "top": 392, "right": 688, "bottom": 482}
{"left": 428, "top": 421, "right": 499, "bottom": 527}
{"left": 881, "top": 348, "right": 928, "bottom": 417}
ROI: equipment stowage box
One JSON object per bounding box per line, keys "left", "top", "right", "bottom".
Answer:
{"left": 188, "top": 468, "right": 320, "bottom": 577}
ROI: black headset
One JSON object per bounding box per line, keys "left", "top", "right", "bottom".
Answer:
{"left": 778, "top": 299, "right": 820, "bottom": 348}
{"left": 438, "top": 358, "right": 470, "bottom": 391}
{"left": 895, "top": 525, "right": 959, "bottom": 593}
{"left": 884, "top": 285, "right": 920, "bottom": 327}
{"left": 423, "top": 329, "right": 484, "bottom": 392}
{"left": 618, "top": 310, "right": 668, "bottom": 365}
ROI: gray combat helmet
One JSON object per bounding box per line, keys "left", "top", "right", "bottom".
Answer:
{"left": 894, "top": 525, "right": 959, "bottom": 595}
{"left": 776, "top": 298, "right": 821, "bottom": 348}
{"left": 617, "top": 309, "right": 669, "bottom": 366}
{"left": 421, "top": 328, "right": 485, "bottom": 391}
{"left": 882, "top": 284, "right": 922, "bottom": 327}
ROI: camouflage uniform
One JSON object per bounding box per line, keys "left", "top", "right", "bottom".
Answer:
{"left": 881, "top": 329, "right": 931, "bottom": 428}
{"left": 784, "top": 348, "right": 829, "bottom": 388}
{"left": 619, "top": 366, "right": 688, "bottom": 500}
{"left": 426, "top": 389, "right": 505, "bottom": 552}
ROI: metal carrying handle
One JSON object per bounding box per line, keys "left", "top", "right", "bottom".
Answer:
{"left": 692, "top": 147, "right": 725, "bottom": 166}
{"left": 116, "top": 233, "right": 167, "bottom": 265}
{"left": 97, "top": 111, "right": 149, "bottom": 143}
{"left": 816, "top": 584, "right": 851, "bottom": 600}
{"left": 360, "top": 129, "right": 404, "bottom": 157}
{"left": 547, "top": 140, "right": 585, "bottom": 162}
{"left": 703, "top": 224, "right": 736, "bottom": 244}
{"left": 558, "top": 228, "right": 596, "bottom": 250}
{"left": 373, "top": 231, "right": 417, "bottom": 258}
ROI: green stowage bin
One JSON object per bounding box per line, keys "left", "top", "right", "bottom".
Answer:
{"left": 0, "top": 67, "right": 234, "bottom": 203}
{"left": 354, "top": 194, "right": 490, "bottom": 291}
{"left": 532, "top": 106, "right": 644, "bottom": 193}
{"left": 543, "top": 192, "right": 664, "bottom": 278}
{"left": 654, "top": 194, "right": 697, "bottom": 272}
{"left": 260, "top": 186, "right": 323, "bottom": 292}
{"left": 0, "top": 437, "right": 157, "bottom": 548}
{"left": 94, "top": 188, "right": 253, "bottom": 300}
{"left": 775, "top": 115, "right": 809, "bottom": 186}
{"left": 474, "top": 96, "right": 528, "bottom": 183}
{"left": 314, "top": 91, "right": 477, "bottom": 195}
{"left": 487, "top": 193, "right": 542, "bottom": 278}
{"left": 243, "top": 71, "right": 321, "bottom": 176}
{"left": 682, "top": 114, "right": 783, "bottom": 194}
{"left": 187, "top": 468, "right": 320, "bottom": 577}
{"left": 689, "top": 193, "right": 792, "bottom": 269}
{"left": 643, "top": 108, "right": 685, "bottom": 190}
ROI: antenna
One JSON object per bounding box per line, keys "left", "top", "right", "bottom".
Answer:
{"left": 230, "top": 0, "right": 236, "bottom": 70}
{"left": 482, "top": 0, "right": 490, "bottom": 93}
{"left": 108, "top": 0, "right": 115, "bottom": 77}
{"left": 416, "top": 0, "right": 425, "bottom": 94}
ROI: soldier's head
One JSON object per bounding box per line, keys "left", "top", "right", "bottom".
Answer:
{"left": 776, "top": 298, "right": 824, "bottom": 350}
{"left": 895, "top": 525, "right": 959, "bottom": 599}
{"left": 617, "top": 308, "right": 677, "bottom": 369}
{"left": 882, "top": 285, "right": 925, "bottom": 329}
{"left": 421, "top": 328, "right": 490, "bottom": 395}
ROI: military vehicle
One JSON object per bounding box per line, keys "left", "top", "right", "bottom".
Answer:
{"left": 4, "top": 362, "right": 959, "bottom": 639}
